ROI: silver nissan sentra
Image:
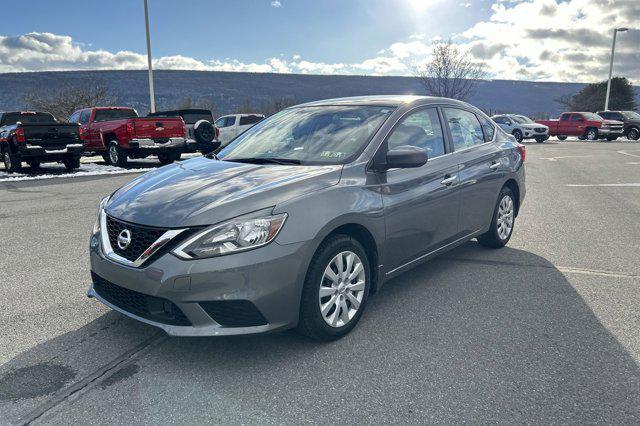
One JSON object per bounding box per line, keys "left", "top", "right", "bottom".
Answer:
{"left": 88, "top": 95, "right": 525, "bottom": 340}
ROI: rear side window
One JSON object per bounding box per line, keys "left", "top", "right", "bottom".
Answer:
{"left": 493, "top": 116, "right": 509, "bottom": 125}
{"left": 239, "top": 115, "right": 263, "bottom": 126}
{"left": 1, "top": 112, "right": 56, "bottom": 125}
{"left": 80, "top": 110, "right": 91, "bottom": 124}
{"left": 387, "top": 108, "right": 445, "bottom": 158}
{"left": 93, "top": 109, "right": 137, "bottom": 122}
{"left": 443, "top": 108, "right": 484, "bottom": 150}
{"left": 478, "top": 115, "right": 495, "bottom": 141}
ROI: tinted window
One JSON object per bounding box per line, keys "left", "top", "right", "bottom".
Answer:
{"left": 214, "top": 118, "right": 226, "bottom": 127}
{"left": 2, "top": 112, "right": 56, "bottom": 125}
{"left": 443, "top": 108, "right": 484, "bottom": 150}
{"left": 80, "top": 110, "right": 91, "bottom": 124}
{"left": 478, "top": 115, "right": 496, "bottom": 141}
{"left": 225, "top": 116, "right": 236, "bottom": 127}
{"left": 93, "top": 109, "right": 137, "bottom": 122}
{"left": 182, "top": 112, "right": 213, "bottom": 124}
{"left": 571, "top": 114, "right": 583, "bottom": 122}
{"left": 561, "top": 114, "right": 571, "bottom": 121}
{"left": 387, "top": 108, "right": 445, "bottom": 158}
{"left": 239, "top": 115, "right": 263, "bottom": 126}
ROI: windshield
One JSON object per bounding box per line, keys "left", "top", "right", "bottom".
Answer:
{"left": 2, "top": 112, "right": 56, "bottom": 125}
{"left": 512, "top": 115, "right": 533, "bottom": 124}
{"left": 583, "top": 112, "right": 602, "bottom": 120}
{"left": 219, "top": 105, "right": 394, "bottom": 165}
{"left": 622, "top": 111, "right": 640, "bottom": 119}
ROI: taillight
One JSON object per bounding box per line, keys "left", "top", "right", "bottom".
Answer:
{"left": 517, "top": 143, "right": 526, "bottom": 162}
{"left": 79, "top": 127, "right": 87, "bottom": 140}
{"left": 15, "top": 127, "right": 25, "bottom": 143}
{"left": 215, "top": 127, "right": 220, "bottom": 139}
{"left": 126, "top": 121, "right": 135, "bottom": 135}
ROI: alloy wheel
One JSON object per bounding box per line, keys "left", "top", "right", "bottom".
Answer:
{"left": 586, "top": 129, "right": 597, "bottom": 140}
{"left": 628, "top": 128, "right": 639, "bottom": 140}
{"left": 109, "top": 145, "right": 118, "bottom": 164}
{"left": 4, "top": 151, "right": 11, "bottom": 170}
{"left": 497, "top": 195, "right": 514, "bottom": 240}
{"left": 318, "top": 251, "right": 366, "bottom": 328}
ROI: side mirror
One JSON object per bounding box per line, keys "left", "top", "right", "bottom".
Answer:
{"left": 383, "top": 146, "right": 428, "bottom": 170}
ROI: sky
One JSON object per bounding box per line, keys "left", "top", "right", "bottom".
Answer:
{"left": 1, "top": 0, "right": 638, "bottom": 83}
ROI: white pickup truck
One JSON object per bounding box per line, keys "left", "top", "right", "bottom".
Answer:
{"left": 214, "top": 113, "right": 264, "bottom": 147}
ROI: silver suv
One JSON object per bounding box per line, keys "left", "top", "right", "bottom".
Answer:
{"left": 88, "top": 96, "right": 526, "bottom": 341}
{"left": 492, "top": 114, "right": 549, "bottom": 143}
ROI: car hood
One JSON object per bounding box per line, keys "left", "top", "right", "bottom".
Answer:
{"left": 521, "top": 123, "right": 547, "bottom": 129}
{"left": 106, "top": 157, "right": 342, "bottom": 227}
{"left": 603, "top": 119, "right": 624, "bottom": 125}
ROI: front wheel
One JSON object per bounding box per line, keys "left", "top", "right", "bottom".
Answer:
{"left": 627, "top": 127, "right": 640, "bottom": 141}
{"left": 478, "top": 187, "right": 516, "bottom": 249}
{"left": 297, "top": 235, "right": 370, "bottom": 341}
{"left": 585, "top": 128, "right": 598, "bottom": 141}
{"left": 106, "top": 141, "right": 128, "bottom": 168}
{"left": 535, "top": 136, "right": 546, "bottom": 143}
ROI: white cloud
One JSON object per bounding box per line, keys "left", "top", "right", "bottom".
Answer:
{"left": 1, "top": 1, "right": 638, "bottom": 84}
{"left": 270, "top": 1, "right": 282, "bottom": 8}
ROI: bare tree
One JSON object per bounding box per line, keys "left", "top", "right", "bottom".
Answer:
{"left": 261, "top": 97, "right": 296, "bottom": 116}
{"left": 414, "top": 40, "right": 486, "bottom": 101}
{"left": 173, "top": 96, "right": 221, "bottom": 118}
{"left": 24, "top": 83, "right": 118, "bottom": 121}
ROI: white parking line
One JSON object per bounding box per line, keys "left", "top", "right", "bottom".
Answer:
{"left": 566, "top": 183, "right": 640, "bottom": 187}
{"left": 539, "top": 155, "right": 591, "bottom": 162}
{"left": 617, "top": 150, "right": 640, "bottom": 158}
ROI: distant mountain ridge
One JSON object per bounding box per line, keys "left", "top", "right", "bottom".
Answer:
{"left": 0, "top": 70, "right": 637, "bottom": 118}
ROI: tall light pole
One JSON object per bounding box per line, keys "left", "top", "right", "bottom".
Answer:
{"left": 604, "top": 27, "right": 628, "bottom": 111}
{"left": 144, "top": 0, "right": 156, "bottom": 113}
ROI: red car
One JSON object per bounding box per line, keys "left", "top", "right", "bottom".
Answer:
{"left": 69, "top": 107, "right": 194, "bottom": 167}
{"left": 536, "top": 112, "right": 624, "bottom": 141}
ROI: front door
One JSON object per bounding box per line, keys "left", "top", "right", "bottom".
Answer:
{"left": 381, "top": 107, "right": 461, "bottom": 272}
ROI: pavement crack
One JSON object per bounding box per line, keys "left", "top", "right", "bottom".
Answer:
{"left": 16, "top": 332, "right": 167, "bottom": 426}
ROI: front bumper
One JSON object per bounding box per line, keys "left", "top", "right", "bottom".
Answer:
{"left": 597, "top": 127, "right": 624, "bottom": 136}
{"left": 89, "top": 231, "right": 311, "bottom": 336}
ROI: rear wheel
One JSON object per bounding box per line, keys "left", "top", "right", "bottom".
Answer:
{"left": 297, "top": 235, "right": 370, "bottom": 341}
{"left": 557, "top": 136, "right": 567, "bottom": 141}
{"left": 3, "top": 148, "right": 22, "bottom": 173}
{"left": 512, "top": 129, "right": 523, "bottom": 143}
{"left": 107, "top": 141, "right": 128, "bottom": 168}
{"left": 535, "top": 136, "right": 546, "bottom": 143}
{"left": 478, "top": 187, "right": 515, "bottom": 249}
{"left": 63, "top": 155, "right": 81, "bottom": 171}
{"left": 158, "top": 151, "right": 181, "bottom": 165}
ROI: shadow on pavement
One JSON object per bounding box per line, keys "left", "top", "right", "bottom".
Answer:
{"left": 1, "top": 242, "right": 639, "bottom": 423}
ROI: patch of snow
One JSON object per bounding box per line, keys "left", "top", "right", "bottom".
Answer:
{"left": 0, "top": 163, "right": 155, "bottom": 183}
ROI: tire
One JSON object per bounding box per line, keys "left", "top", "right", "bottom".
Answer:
{"left": 557, "top": 136, "right": 567, "bottom": 141}
{"left": 477, "top": 186, "right": 516, "bottom": 249}
{"left": 535, "top": 136, "right": 546, "bottom": 143}
{"left": 27, "top": 159, "right": 41, "bottom": 170}
{"left": 606, "top": 136, "right": 618, "bottom": 141}
{"left": 297, "top": 234, "right": 371, "bottom": 341}
{"left": 585, "top": 128, "right": 598, "bottom": 141}
{"left": 106, "top": 141, "right": 128, "bottom": 168}
{"left": 3, "top": 148, "right": 22, "bottom": 173}
{"left": 158, "top": 151, "right": 181, "bottom": 165}
{"left": 63, "top": 155, "right": 81, "bottom": 171}
{"left": 512, "top": 129, "right": 523, "bottom": 143}
{"left": 626, "top": 127, "right": 639, "bottom": 141}
{"left": 194, "top": 120, "right": 216, "bottom": 143}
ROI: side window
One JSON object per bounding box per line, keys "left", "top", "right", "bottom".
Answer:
{"left": 443, "top": 108, "right": 484, "bottom": 150}
{"left": 478, "top": 115, "right": 495, "bottom": 141}
{"left": 560, "top": 114, "right": 571, "bottom": 121}
{"left": 493, "top": 117, "right": 507, "bottom": 125}
{"left": 386, "top": 108, "right": 445, "bottom": 158}
{"left": 80, "top": 110, "right": 91, "bottom": 124}
{"left": 571, "top": 114, "right": 582, "bottom": 122}
{"left": 239, "top": 115, "right": 263, "bottom": 126}
{"left": 225, "top": 116, "right": 237, "bottom": 127}
{"left": 214, "top": 118, "right": 226, "bottom": 128}
{"left": 68, "top": 112, "right": 80, "bottom": 123}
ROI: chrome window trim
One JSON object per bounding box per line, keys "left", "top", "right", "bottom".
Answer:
{"left": 99, "top": 209, "right": 186, "bottom": 268}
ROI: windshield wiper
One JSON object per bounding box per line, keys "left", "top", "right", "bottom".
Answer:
{"left": 225, "top": 157, "right": 302, "bottom": 165}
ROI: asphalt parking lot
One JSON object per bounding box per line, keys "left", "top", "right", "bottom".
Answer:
{"left": 1, "top": 140, "right": 639, "bottom": 424}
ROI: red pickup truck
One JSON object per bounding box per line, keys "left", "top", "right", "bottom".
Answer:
{"left": 536, "top": 112, "right": 624, "bottom": 141}
{"left": 69, "top": 107, "right": 194, "bottom": 167}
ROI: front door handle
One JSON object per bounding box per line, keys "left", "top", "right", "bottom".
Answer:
{"left": 440, "top": 175, "right": 457, "bottom": 186}
{"left": 489, "top": 161, "right": 500, "bottom": 170}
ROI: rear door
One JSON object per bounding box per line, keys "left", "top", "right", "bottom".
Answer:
{"left": 381, "top": 107, "right": 461, "bottom": 272}
{"left": 558, "top": 113, "right": 573, "bottom": 136}
{"left": 443, "top": 107, "right": 505, "bottom": 235}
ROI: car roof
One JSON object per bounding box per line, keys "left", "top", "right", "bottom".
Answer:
{"left": 294, "top": 95, "right": 470, "bottom": 108}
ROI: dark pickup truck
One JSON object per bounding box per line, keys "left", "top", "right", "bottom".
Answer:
{"left": 596, "top": 110, "right": 640, "bottom": 141}
{"left": 0, "top": 111, "right": 82, "bottom": 173}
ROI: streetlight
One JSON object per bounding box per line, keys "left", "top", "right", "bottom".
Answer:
{"left": 604, "top": 27, "right": 628, "bottom": 111}
{"left": 143, "top": 0, "right": 156, "bottom": 113}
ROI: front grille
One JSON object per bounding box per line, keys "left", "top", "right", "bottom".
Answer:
{"left": 534, "top": 127, "right": 547, "bottom": 133}
{"left": 92, "top": 273, "right": 191, "bottom": 326}
{"left": 199, "top": 300, "right": 268, "bottom": 327}
{"left": 106, "top": 215, "right": 167, "bottom": 262}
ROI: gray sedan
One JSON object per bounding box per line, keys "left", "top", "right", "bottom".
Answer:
{"left": 88, "top": 95, "right": 525, "bottom": 340}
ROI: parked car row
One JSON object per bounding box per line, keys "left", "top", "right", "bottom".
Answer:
{"left": 491, "top": 110, "right": 639, "bottom": 143}
{"left": 1, "top": 106, "right": 267, "bottom": 173}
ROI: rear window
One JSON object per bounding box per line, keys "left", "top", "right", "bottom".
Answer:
{"left": 2, "top": 112, "right": 56, "bottom": 125}
{"left": 94, "top": 109, "right": 138, "bottom": 122}
{"left": 239, "top": 115, "right": 263, "bottom": 126}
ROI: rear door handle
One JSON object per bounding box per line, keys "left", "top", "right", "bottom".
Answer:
{"left": 489, "top": 161, "right": 500, "bottom": 170}
{"left": 440, "top": 175, "right": 457, "bottom": 186}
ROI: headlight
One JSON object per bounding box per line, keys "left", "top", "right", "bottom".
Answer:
{"left": 93, "top": 196, "right": 109, "bottom": 235}
{"left": 172, "top": 213, "right": 287, "bottom": 259}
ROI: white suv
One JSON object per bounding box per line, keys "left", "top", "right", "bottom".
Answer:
{"left": 215, "top": 113, "right": 265, "bottom": 147}
{"left": 492, "top": 114, "right": 549, "bottom": 143}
